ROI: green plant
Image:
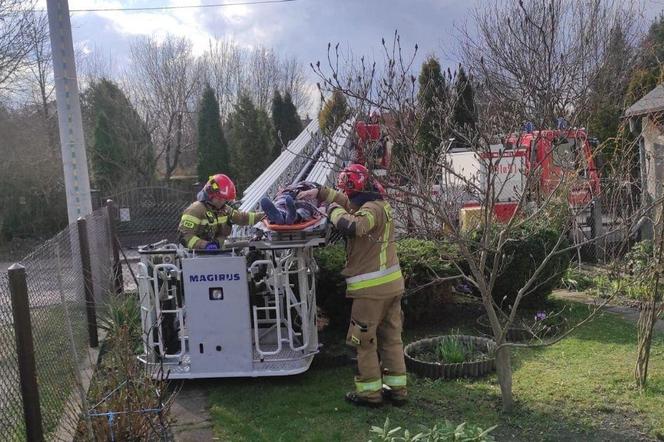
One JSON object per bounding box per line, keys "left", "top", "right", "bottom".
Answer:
{"left": 588, "top": 273, "right": 612, "bottom": 298}
{"left": 626, "top": 240, "right": 653, "bottom": 275}
{"left": 369, "top": 418, "right": 496, "bottom": 442}
{"left": 623, "top": 240, "right": 655, "bottom": 301}
{"left": 437, "top": 337, "right": 470, "bottom": 364}
{"left": 98, "top": 292, "right": 142, "bottom": 351}
{"left": 560, "top": 267, "right": 595, "bottom": 292}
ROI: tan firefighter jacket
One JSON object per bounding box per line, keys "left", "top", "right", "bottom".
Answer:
{"left": 178, "top": 201, "right": 264, "bottom": 249}
{"left": 319, "top": 186, "right": 404, "bottom": 299}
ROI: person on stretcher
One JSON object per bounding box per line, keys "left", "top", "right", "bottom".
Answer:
{"left": 260, "top": 181, "right": 323, "bottom": 225}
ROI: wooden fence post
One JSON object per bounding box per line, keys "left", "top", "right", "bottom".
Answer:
{"left": 77, "top": 217, "right": 99, "bottom": 348}
{"left": 106, "top": 199, "right": 124, "bottom": 294}
{"left": 8, "top": 264, "right": 44, "bottom": 442}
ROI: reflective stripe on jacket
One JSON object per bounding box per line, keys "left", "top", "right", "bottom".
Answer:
{"left": 320, "top": 187, "right": 404, "bottom": 299}
{"left": 178, "top": 201, "right": 264, "bottom": 249}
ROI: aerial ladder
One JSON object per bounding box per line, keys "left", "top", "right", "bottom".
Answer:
{"left": 137, "top": 118, "right": 355, "bottom": 378}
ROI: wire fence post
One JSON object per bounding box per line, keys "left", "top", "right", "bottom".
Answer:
{"left": 78, "top": 217, "right": 99, "bottom": 348}
{"left": 8, "top": 264, "right": 44, "bottom": 442}
{"left": 106, "top": 199, "right": 124, "bottom": 294}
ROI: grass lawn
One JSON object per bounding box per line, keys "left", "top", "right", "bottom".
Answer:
{"left": 207, "top": 301, "right": 664, "bottom": 441}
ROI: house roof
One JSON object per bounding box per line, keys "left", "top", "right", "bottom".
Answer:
{"left": 625, "top": 84, "right": 664, "bottom": 117}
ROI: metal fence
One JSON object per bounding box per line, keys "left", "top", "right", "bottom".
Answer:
{"left": 0, "top": 186, "right": 191, "bottom": 440}
{"left": 0, "top": 206, "right": 115, "bottom": 441}
{"left": 106, "top": 186, "right": 195, "bottom": 250}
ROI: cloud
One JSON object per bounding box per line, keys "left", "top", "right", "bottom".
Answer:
{"left": 58, "top": 0, "right": 662, "bottom": 115}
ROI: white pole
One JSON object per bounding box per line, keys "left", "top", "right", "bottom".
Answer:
{"left": 47, "top": 0, "right": 93, "bottom": 222}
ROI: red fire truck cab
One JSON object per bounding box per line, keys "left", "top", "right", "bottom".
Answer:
{"left": 353, "top": 120, "right": 392, "bottom": 172}
{"left": 448, "top": 128, "right": 600, "bottom": 224}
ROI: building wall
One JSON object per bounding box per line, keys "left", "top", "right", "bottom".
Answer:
{"left": 643, "top": 116, "right": 664, "bottom": 224}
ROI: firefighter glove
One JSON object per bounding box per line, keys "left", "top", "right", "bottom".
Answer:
{"left": 205, "top": 240, "right": 220, "bottom": 250}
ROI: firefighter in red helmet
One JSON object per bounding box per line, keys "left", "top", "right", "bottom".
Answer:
{"left": 301, "top": 164, "right": 407, "bottom": 407}
{"left": 178, "top": 174, "right": 264, "bottom": 250}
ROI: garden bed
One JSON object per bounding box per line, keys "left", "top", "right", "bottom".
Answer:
{"left": 404, "top": 334, "right": 496, "bottom": 379}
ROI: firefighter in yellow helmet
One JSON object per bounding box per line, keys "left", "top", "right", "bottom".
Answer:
{"left": 178, "top": 174, "right": 264, "bottom": 250}
{"left": 302, "top": 163, "right": 407, "bottom": 407}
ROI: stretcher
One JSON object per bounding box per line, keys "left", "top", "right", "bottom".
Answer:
{"left": 250, "top": 215, "right": 330, "bottom": 250}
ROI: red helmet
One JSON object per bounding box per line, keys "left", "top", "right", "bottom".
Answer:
{"left": 205, "top": 174, "right": 236, "bottom": 201}
{"left": 337, "top": 164, "right": 369, "bottom": 196}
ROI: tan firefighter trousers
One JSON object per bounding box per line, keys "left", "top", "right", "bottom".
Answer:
{"left": 346, "top": 295, "right": 407, "bottom": 397}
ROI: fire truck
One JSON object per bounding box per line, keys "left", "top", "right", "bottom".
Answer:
{"left": 445, "top": 128, "right": 601, "bottom": 236}
{"left": 353, "top": 119, "right": 392, "bottom": 174}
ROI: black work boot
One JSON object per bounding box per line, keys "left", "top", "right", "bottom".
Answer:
{"left": 382, "top": 387, "right": 408, "bottom": 407}
{"left": 344, "top": 391, "right": 384, "bottom": 408}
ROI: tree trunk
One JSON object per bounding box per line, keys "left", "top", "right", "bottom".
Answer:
{"left": 495, "top": 345, "right": 514, "bottom": 412}
{"left": 635, "top": 298, "right": 657, "bottom": 389}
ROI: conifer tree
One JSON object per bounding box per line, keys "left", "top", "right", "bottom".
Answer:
{"left": 197, "top": 84, "right": 230, "bottom": 182}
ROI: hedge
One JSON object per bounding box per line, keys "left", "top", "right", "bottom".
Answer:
{"left": 315, "top": 224, "right": 570, "bottom": 329}
{"left": 314, "top": 239, "right": 459, "bottom": 329}
{"left": 484, "top": 224, "right": 571, "bottom": 308}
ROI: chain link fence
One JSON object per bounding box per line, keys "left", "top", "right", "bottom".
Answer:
{"left": 0, "top": 271, "right": 23, "bottom": 441}
{"left": 0, "top": 186, "right": 190, "bottom": 441}
{"left": 106, "top": 186, "right": 195, "bottom": 250}
{"left": 0, "top": 207, "right": 115, "bottom": 441}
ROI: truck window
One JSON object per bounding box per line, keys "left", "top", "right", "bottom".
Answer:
{"left": 552, "top": 137, "right": 576, "bottom": 170}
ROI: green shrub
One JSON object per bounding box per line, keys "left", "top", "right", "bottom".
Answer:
{"left": 98, "top": 292, "right": 142, "bottom": 351}
{"left": 560, "top": 267, "right": 595, "bottom": 292}
{"left": 315, "top": 239, "right": 461, "bottom": 330}
{"left": 397, "top": 239, "right": 459, "bottom": 324}
{"left": 626, "top": 240, "right": 653, "bottom": 275}
{"left": 369, "top": 418, "right": 496, "bottom": 442}
{"left": 489, "top": 224, "right": 571, "bottom": 308}
{"left": 622, "top": 240, "right": 655, "bottom": 301}
{"left": 314, "top": 245, "right": 351, "bottom": 329}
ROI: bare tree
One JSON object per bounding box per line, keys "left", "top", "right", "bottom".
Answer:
{"left": 13, "top": 10, "right": 61, "bottom": 158}
{"left": 247, "top": 45, "right": 280, "bottom": 112}
{"left": 0, "top": 0, "right": 35, "bottom": 93}
{"left": 20, "top": 12, "right": 51, "bottom": 116}
{"left": 203, "top": 37, "right": 312, "bottom": 119}
{"left": 127, "top": 35, "right": 201, "bottom": 180}
{"left": 459, "top": 0, "right": 641, "bottom": 128}
{"left": 202, "top": 37, "right": 244, "bottom": 120}
{"left": 78, "top": 44, "right": 116, "bottom": 88}
{"left": 278, "top": 55, "right": 312, "bottom": 114}
{"left": 312, "top": 28, "right": 647, "bottom": 412}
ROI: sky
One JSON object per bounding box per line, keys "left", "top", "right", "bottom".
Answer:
{"left": 37, "top": 0, "right": 664, "bottom": 113}
{"left": 63, "top": 0, "right": 478, "bottom": 65}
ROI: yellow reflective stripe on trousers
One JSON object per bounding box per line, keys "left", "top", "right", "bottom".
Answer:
{"left": 355, "top": 378, "right": 382, "bottom": 393}
{"left": 187, "top": 236, "right": 201, "bottom": 249}
{"left": 346, "top": 267, "right": 403, "bottom": 292}
{"left": 248, "top": 212, "right": 255, "bottom": 225}
{"left": 379, "top": 204, "right": 392, "bottom": 270}
{"left": 383, "top": 374, "right": 407, "bottom": 387}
